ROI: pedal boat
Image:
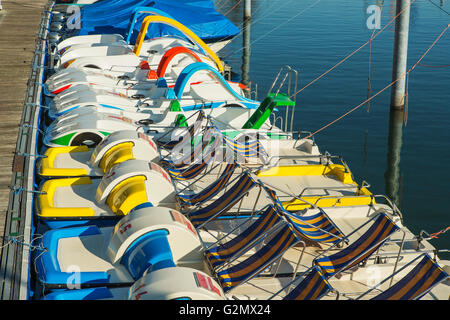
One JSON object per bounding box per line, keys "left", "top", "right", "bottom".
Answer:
{"left": 45, "top": 45, "right": 219, "bottom": 96}
{"left": 46, "top": 62, "right": 252, "bottom": 120}
{"left": 34, "top": 206, "right": 210, "bottom": 290}
{"left": 42, "top": 75, "right": 294, "bottom": 148}
{"left": 43, "top": 267, "right": 226, "bottom": 300}
{"left": 37, "top": 130, "right": 159, "bottom": 179}
{"left": 36, "top": 159, "right": 176, "bottom": 229}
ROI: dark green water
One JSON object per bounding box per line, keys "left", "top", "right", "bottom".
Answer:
{"left": 217, "top": 0, "right": 450, "bottom": 257}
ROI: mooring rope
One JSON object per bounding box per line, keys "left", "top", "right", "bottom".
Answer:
{"left": 426, "top": 0, "right": 450, "bottom": 15}
{"left": 0, "top": 234, "right": 47, "bottom": 252}
{"left": 221, "top": 0, "right": 323, "bottom": 59}
{"left": 429, "top": 226, "right": 450, "bottom": 239}
{"left": 301, "top": 23, "right": 449, "bottom": 140}
{"left": 224, "top": 0, "right": 244, "bottom": 16}
{"left": 417, "top": 63, "right": 450, "bottom": 68}
{"left": 287, "top": 0, "right": 417, "bottom": 100}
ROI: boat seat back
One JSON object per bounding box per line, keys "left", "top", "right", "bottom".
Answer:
{"left": 98, "top": 142, "right": 135, "bottom": 173}
{"left": 107, "top": 206, "right": 203, "bottom": 269}
{"left": 106, "top": 175, "right": 148, "bottom": 216}
{"left": 120, "top": 229, "right": 175, "bottom": 281}
{"left": 90, "top": 130, "right": 158, "bottom": 168}
{"left": 129, "top": 267, "right": 226, "bottom": 300}
{"left": 94, "top": 160, "right": 174, "bottom": 207}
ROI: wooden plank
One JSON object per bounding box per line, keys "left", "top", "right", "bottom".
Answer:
{"left": 0, "top": 0, "right": 49, "bottom": 299}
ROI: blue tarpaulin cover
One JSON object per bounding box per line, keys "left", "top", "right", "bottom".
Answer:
{"left": 75, "top": 0, "right": 240, "bottom": 43}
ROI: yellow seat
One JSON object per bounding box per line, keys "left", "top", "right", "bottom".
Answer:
{"left": 106, "top": 175, "right": 148, "bottom": 216}
{"left": 37, "top": 175, "right": 149, "bottom": 218}
{"left": 38, "top": 146, "right": 90, "bottom": 177}
{"left": 37, "top": 177, "right": 96, "bottom": 217}
{"left": 38, "top": 142, "right": 136, "bottom": 178}
{"left": 98, "top": 142, "right": 135, "bottom": 173}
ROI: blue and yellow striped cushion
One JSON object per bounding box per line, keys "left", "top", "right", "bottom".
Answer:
{"left": 167, "top": 162, "right": 208, "bottom": 181}
{"left": 188, "top": 173, "right": 256, "bottom": 226}
{"left": 265, "top": 186, "right": 344, "bottom": 244}
{"left": 283, "top": 210, "right": 344, "bottom": 244}
{"left": 284, "top": 266, "right": 333, "bottom": 300}
{"left": 217, "top": 225, "right": 300, "bottom": 293}
{"left": 315, "top": 213, "right": 400, "bottom": 278}
{"left": 372, "top": 254, "right": 449, "bottom": 300}
{"left": 178, "top": 163, "right": 238, "bottom": 206}
{"left": 205, "top": 205, "right": 281, "bottom": 268}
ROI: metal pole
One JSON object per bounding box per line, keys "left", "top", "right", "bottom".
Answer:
{"left": 241, "top": 16, "right": 251, "bottom": 89}
{"left": 244, "top": 0, "right": 251, "bottom": 19}
{"left": 390, "top": 0, "right": 411, "bottom": 110}
{"left": 242, "top": 1, "right": 251, "bottom": 96}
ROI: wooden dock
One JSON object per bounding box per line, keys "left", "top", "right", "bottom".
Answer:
{"left": 0, "top": 0, "right": 49, "bottom": 299}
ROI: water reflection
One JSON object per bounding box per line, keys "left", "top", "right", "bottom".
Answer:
{"left": 384, "top": 109, "right": 404, "bottom": 208}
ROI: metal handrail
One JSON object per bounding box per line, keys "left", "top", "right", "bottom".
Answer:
{"left": 370, "top": 194, "right": 404, "bottom": 221}
{"left": 310, "top": 194, "right": 374, "bottom": 208}
{"left": 266, "top": 65, "right": 299, "bottom": 133}
{"left": 297, "top": 182, "right": 368, "bottom": 198}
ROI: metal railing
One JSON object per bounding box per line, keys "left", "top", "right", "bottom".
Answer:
{"left": 267, "top": 65, "right": 299, "bottom": 133}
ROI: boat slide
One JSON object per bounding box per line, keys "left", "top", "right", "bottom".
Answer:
{"left": 46, "top": 62, "right": 253, "bottom": 120}
{"left": 54, "top": 15, "right": 224, "bottom": 76}
{"left": 42, "top": 62, "right": 284, "bottom": 148}
{"left": 35, "top": 205, "right": 208, "bottom": 288}
{"left": 45, "top": 45, "right": 218, "bottom": 95}
{"left": 36, "top": 180, "right": 440, "bottom": 299}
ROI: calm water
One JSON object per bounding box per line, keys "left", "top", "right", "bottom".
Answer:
{"left": 217, "top": 0, "right": 450, "bottom": 256}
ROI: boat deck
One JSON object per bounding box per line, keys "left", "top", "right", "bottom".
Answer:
{"left": 178, "top": 164, "right": 450, "bottom": 300}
